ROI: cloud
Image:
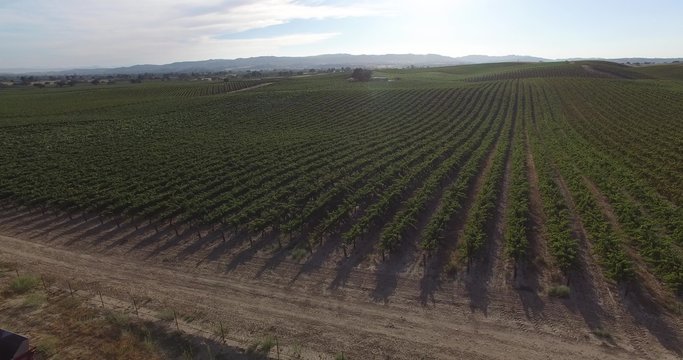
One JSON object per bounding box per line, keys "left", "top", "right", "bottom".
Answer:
{"left": 182, "top": 0, "right": 387, "bottom": 33}
{"left": 0, "top": 0, "right": 387, "bottom": 67}
{"left": 58, "top": 32, "right": 341, "bottom": 66}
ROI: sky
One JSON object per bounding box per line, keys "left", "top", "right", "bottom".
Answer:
{"left": 1, "top": 0, "right": 682, "bottom": 69}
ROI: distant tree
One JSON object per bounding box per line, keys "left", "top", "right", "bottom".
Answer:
{"left": 33, "top": 83, "right": 45, "bottom": 88}
{"left": 351, "top": 68, "right": 372, "bottom": 82}
{"left": 91, "top": 79, "right": 100, "bottom": 85}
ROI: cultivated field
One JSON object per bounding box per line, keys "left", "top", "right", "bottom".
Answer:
{"left": 0, "top": 61, "right": 682, "bottom": 359}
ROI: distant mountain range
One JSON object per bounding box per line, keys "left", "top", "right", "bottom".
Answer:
{"left": 1, "top": 54, "right": 681, "bottom": 75}
{"left": 567, "top": 57, "right": 682, "bottom": 64}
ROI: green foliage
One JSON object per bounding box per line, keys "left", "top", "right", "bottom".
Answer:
{"left": 1, "top": 62, "right": 681, "bottom": 295}
{"left": 105, "top": 311, "right": 131, "bottom": 327}
{"left": 380, "top": 83, "right": 500, "bottom": 252}
{"left": 8, "top": 276, "right": 39, "bottom": 295}
{"left": 529, "top": 132, "right": 577, "bottom": 273}
{"left": 592, "top": 327, "right": 613, "bottom": 340}
{"left": 460, "top": 82, "right": 515, "bottom": 262}
{"left": 157, "top": 308, "right": 175, "bottom": 322}
{"left": 504, "top": 118, "right": 530, "bottom": 263}
{"left": 420, "top": 81, "right": 510, "bottom": 251}
{"left": 351, "top": 68, "right": 372, "bottom": 82}
{"left": 246, "top": 335, "right": 276, "bottom": 357}
{"left": 22, "top": 293, "right": 47, "bottom": 308}
{"left": 532, "top": 79, "right": 636, "bottom": 283}
{"left": 548, "top": 285, "right": 571, "bottom": 298}
{"left": 35, "top": 336, "right": 59, "bottom": 357}
{"left": 633, "top": 63, "right": 683, "bottom": 80}
{"left": 290, "top": 247, "right": 309, "bottom": 262}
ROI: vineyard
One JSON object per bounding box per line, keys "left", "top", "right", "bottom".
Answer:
{"left": 1, "top": 61, "right": 682, "bottom": 358}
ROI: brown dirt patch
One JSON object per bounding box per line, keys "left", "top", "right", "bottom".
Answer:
{"left": 0, "top": 185, "right": 680, "bottom": 359}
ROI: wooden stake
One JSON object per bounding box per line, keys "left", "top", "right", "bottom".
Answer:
{"left": 15, "top": 269, "right": 19, "bottom": 278}
{"left": 99, "top": 291, "right": 105, "bottom": 308}
{"left": 219, "top": 321, "right": 226, "bottom": 343}
{"left": 68, "top": 281, "right": 74, "bottom": 297}
{"left": 276, "top": 336, "right": 280, "bottom": 360}
{"left": 174, "top": 309, "right": 179, "bottom": 331}
{"left": 41, "top": 276, "right": 48, "bottom": 293}
{"left": 131, "top": 295, "right": 139, "bottom": 318}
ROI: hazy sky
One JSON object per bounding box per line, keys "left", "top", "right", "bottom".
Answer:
{"left": 1, "top": 0, "right": 682, "bottom": 68}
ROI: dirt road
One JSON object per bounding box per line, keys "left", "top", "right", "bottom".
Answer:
{"left": 1, "top": 227, "right": 678, "bottom": 360}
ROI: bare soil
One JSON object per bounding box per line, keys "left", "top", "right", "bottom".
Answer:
{"left": 0, "top": 203, "right": 681, "bottom": 359}
{"left": 232, "top": 82, "right": 273, "bottom": 93}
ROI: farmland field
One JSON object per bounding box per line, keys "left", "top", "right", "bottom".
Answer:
{"left": 1, "top": 61, "right": 682, "bottom": 359}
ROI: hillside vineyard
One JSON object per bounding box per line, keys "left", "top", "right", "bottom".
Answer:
{"left": 1, "top": 61, "right": 681, "bottom": 296}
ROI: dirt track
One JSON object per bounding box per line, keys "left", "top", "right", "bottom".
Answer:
{"left": 0, "top": 207, "right": 681, "bottom": 359}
